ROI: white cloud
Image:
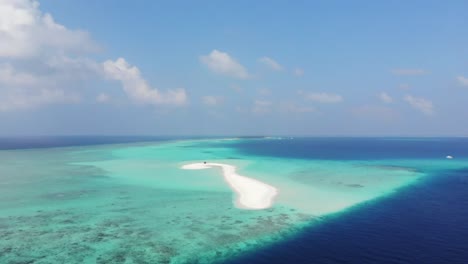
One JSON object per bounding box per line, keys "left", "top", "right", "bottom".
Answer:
{"left": 391, "top": 69, "right": 426, "bottom": 76}
{"left": 200, "top": 50, "right": 249, "bottom": 79}
{"left": 102, "top": 58, "right": 187, "bottom": 106}
{"left": 258, "top": 57, "right": 282, "bottom": 71}
{"left": 229, "top": 84, "right": 243, "bottom": 92}
{"left": 352, "top": 105, "right": 398, "bottom": 121}
{"left": 0, "top": 87, "right": 80, "bottom": 112}
{"left": 202, "top": 95, "right": 223, "bottom": 106}
{"left": 457, "top": 76, "right": 468, "bottom": 86}
{"left": 0, "top": 63, "right": 41, "bottom": 86}
{"left": 0, "top": 0, "right": 98, "bottom": 58}
{"left": 242, "top": 100, "right": 315, "bottom": 115}
{"left": 302, "top": 91, "right": 343, "bottom": 103}
{"left": 252, "top": 100, "right": 272, "bottom": 114}
{"left": 96, "top": 93, "right": 110, "bottom": 103}
{"left": 0, "top": 0, "right": 99, "bottom": 111}
{"left": 0, "top": 0, "right": 187, "bottom": 111}
{"left": 0, "top": 63, "right": 80, "bottom": 111}
{"left": 45, "top": 55, "right": 101, "bottom": 80}
{"left": 279, "top": 102, "right": 315, "bottom": 113}
{"left": 379, "top": 92, "right": 393, "bottom": 103}
{"left": 257, "top": 87, "right": 271, "bottom": 96}
{"left": 293, "top": 68, "right": 304, "bottom": 77}
{"left": 404, "top": 95, "right": 433, "bottom": 115}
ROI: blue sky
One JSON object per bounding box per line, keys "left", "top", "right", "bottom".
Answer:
{"left": 1, "top": 0, "right": 468, "bottom": 136}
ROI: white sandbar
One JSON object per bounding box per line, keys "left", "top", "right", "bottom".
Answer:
{"left": 181, "top": 162, "right": 278, "bottom": 210}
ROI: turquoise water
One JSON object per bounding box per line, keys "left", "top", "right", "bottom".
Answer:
{"left": 1, "top": 138, "right": 466, "bottom": 263}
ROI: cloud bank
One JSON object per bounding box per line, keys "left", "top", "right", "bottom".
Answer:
{"left": 302, "top": 92, "right": 343, "bottom": 103}
{"left": 102, "top": 58, "right": 187, "bottom": 106}
{"left": 200, "top": 50, "right": 249, "bottom": 79}
{"left": 0, "top": 0, "right": 187, "bottom": 111}
{"left": 404, "top": 95, "right": 433, "bottom": 115}
{"left": 293, "top": 68, "right": 304, "bottom": 77}
{"left": 252, "top": 100, "right": 272, "bottom": 114}
{"left": 379, "top": 92, "right": 393, "bottom": 103}
{"left": 202, "top": 95, "right": 223, "bottom": 106}
{"left": 0, "top": 0, "right": 98, "bottom": 58}
{"left": 457, "top": 76, "right": 468, "bottom": 86}
{"left": 258, "top": 57, "right": 283, "bottom": 71}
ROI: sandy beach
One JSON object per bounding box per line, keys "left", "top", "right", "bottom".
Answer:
{"left": 181, "top": 162, "right": 278, "bottom": 210}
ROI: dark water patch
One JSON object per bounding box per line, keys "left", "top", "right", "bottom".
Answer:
{"left": 225, "top": 137, "right": 468, "bottom": 160}
{"left": 344, "top": 183, "right": 364, "bottom": 188}
{"left": 228, "top": 168, "right": 468, "bottom": 264}
{"left": 41, "top": 189, "right": 98, "bottom": 201}
{"left": 360, "top": 164, "right": 419, "bottom": 173}
{"left": 66, "top": 164, "right": 113, "bottom": 181}
{"left": 178, "top": 145, "right": 195, "bottom": 148}
{"left": 0, "top": 136, "right": 181, "bottom": 150}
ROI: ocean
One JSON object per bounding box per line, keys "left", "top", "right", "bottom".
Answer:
{"left": 230, "top": 160, "right": 468, "bottom": 264}
{"left": 0, "top": 137, "right": 467, "bottom": 263}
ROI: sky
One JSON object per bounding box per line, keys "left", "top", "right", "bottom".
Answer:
{"left": 1, "top": 0, "right": 468, "bottom": 136}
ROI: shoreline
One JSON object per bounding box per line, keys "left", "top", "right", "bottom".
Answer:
{"left": 181, "top": 162, "right": 278, "bottom": 210}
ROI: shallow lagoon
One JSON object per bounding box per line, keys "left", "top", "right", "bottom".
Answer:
{"left": 1, "top": 138, "right": 466, "bottom": 263}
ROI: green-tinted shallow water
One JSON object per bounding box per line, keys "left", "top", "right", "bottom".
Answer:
{"left": 1, "top": 139, "right": 465, "bottom": 263}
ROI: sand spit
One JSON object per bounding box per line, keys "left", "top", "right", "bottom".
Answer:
{"left": 181, "top": 162, "right": 278, "bottom": 210}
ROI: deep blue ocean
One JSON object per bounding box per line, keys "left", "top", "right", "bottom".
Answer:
{"left": 0, "top": 136, "right": 182, "bottom": 150}
{"left": 228, "top": 167, "right": 468, "bottom": 264}
{"left": 1, "top": 136, "right": 467, "bottom": 264}
{"left": 227, "top": 138, "right": 468, "bottom": 264}
{"left": 227, "top": 137, "right": 468, "bottom": 160}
